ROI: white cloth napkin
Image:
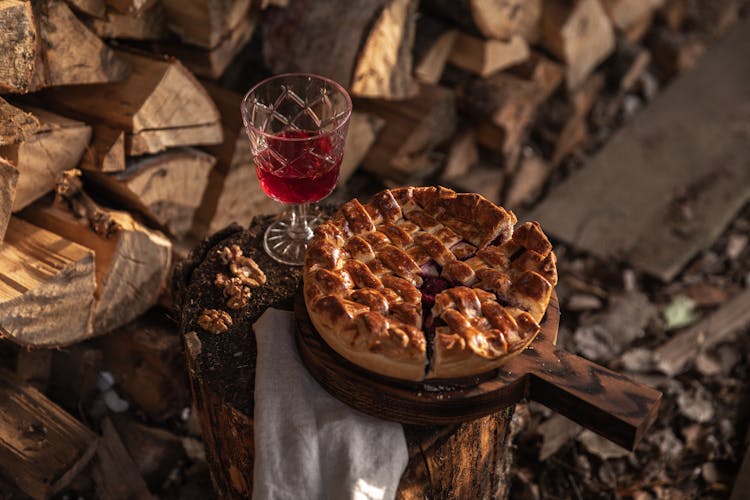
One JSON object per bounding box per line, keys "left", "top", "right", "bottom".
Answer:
{"left": 252, "top": 308, "right": 409, "bottom": 500}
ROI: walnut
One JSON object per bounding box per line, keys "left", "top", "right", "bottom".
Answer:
{"left": 218, "top": 244, "right": 244, "bottom": 265}
{"left": 215, "top": 273, "right": 252, "bottom": 309}
{"left": 216, "top": 245, "right": 267, "bottom": 289}
{"left": 197, "top": 309, "right": 232, "bottom": 334}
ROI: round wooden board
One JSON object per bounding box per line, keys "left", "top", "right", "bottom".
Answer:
{"left": 294, "top": 291, "right": 561, "bottom": 425}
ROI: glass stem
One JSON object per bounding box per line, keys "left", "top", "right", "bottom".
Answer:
{"left": 288, "top": 203, "right": 313, "bottom": 241}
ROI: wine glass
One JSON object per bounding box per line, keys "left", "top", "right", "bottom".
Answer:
{"left": 241, "top": 73, "right": 352, "bottom": 266}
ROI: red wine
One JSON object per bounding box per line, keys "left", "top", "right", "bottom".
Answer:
{"left": 254, "top": 130, "right": 341, "bottom": 204}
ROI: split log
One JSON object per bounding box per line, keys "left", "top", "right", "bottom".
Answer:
{"left": 159, "top": 12, "right": 257, "bottom": 80}
{"left": 0, "top": 217, "right": 96, "bottom": 347}
{"left": 192, "top": 84, "right": 279, "bottom": 238}
{"left": 42, "top": 50, "right": 222, "bottom": 156}
{"left": 0, "top": 368, "right": 98, "bottom": 498}
{"left": 106, "top": 0, "right": 155, "bottom": 16}
{"left": 98, "top": 309, "right": 191, "bottom": 421}
{"left": 648, "top": 29, "right": 706, "bottom": 78}
{"left": 540, "top": 0, "right": 616, "bottom": 89}
{"left": 263, "top": 0, "right": 418, "bottom": 99}
{"left": 161, "top": 0, "right": 252, "bottom": 49}
{"left": 659, "top": 0, "right": 688, "bottom": 30}
{"left": 93, "top": 418, "right": 155, "bottom": 500}
{"left": 594, "top": 42, "right": 651, "bottom": 127}
{"left": 509, "top": 52, "right": 565, "bottom": 104}
{"left": 439, "top": 129, "right": 479, "bottom": 183}
{"left": 448, "top": 33, "right": 530, "bottom": 77}
{"left": 21, "top": 198, "right": 172, "bottom": 335}
{"left": 424, "top": 0, "right": 541, "bottom": 41}
{"left": 357, "top": 84, "right": 456, "bottom": 183}
{"left": 0, "top": 107, "right": 91, "bottom": 212}
{"left": 0, "top": 158, "right": 17, "bottom": 242}
{"left": 84, "top": 148, "right": 215, "bottom": 237}
{"left": 80, "top": 124, "right": 126, "bottom": 173}
{"left": 177, "top": 218, "right": 518, "bottom": 499}
{"left": 504, "top": 149, "right": 550, "bottom": 209}
{"left": 0, "top": 97, "right": 39, "bottom": 146}
{"left": 87, "top": 2, "right": 167, "bottom": 40}
{"left": 0, "top": 0, "right": 131, "bottom": 93}
{"left": 460, "top": 73, "right": 539, "bottom": 167}
{"left": 338, "top": 111, "right": 385, "bottom": 187}
{"left": 686, "top": 0, "right": 741, "bottom": 38}
{"left": 654, "top": 289, "right": 750, "bottom": 376}
{"left": 413, "top": 16, "right": 457, "bottom": 85}
{"left": 601, "top": 0, "right": 659, "bottom": 34}
{"left": 66, "top": 0, "right": 107, "bottom": 18}
{"left": 449, "top": 163, "right": 504, "bottom": 203}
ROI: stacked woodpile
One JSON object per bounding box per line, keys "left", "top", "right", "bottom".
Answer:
{"left": 0, "top": 0, "right": 746, "bottom": 496}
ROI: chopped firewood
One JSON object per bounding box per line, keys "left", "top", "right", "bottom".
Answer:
{"left": 84, "top": 148, "right": 215, "bottom": 237}
{"left": 413, "top": 16, "right": 457, "bottom": 85}
{"left": 0, "top": 106, "right": 91, "bottom": 212}
{"left": 191, "top": 83, "right": 280, "bottom": 238}
{"left": 655, "top": 289, "right": 750, "bottom": 376}
{"left": 111, "top": 416, "right": 185, "bottom": 489}
{"left": 98, "top": 310, "right": 191, "bottom": 420}
{"left": 80, "top": 124, "right": 126, "bottom": 173}
{"left": 106, "top": 0, "right": 155, "bottom": 15}
{"left": 157, "top": 12, "right": 257, "bottom": 79}
{"left": 600, "top": 0, "right": 658, "bottom": 34}
{"left": 505, "top": 149, "right": 550, "bottom": 209}
{"left": 42, "top": 50, "right": 222, "bottom": 155}
{"left": 686, "top": 0, "right": 741, "bottom": 38}
{"left": 21, "top": 197, "right": 172, "bottom": 335}
{"left": 448, "top": 163, "right": 504, "bottom": 203}
{"left": 87, "top": 2, "right": 167, "bottom": 40}
{"left": 66, "top": 0, "right": 106, "bottom": 18}
{"left": 540, "top": 0, "right": 616, "bottom": 89}
{"left": 0, "top": 368, "right": 98, "bottom": 498}
{"left": 509, "top": 52, "right": 565, "bottom": 104}
{"left": 0, "top": 97, "right": 39, "bottom": 146}
{"left": 460, "top": 73, "right": 538, "bottom": 167}
{"left": 424, "top": 0, "right": 541, "bottom": 41}
{"left": 0, "top": 0, "right": 37, "bottom": 93}
{"left": 649, "top": 29, "right": 706, "bottom": 78}
{"left": 594, "top": 42, "right": 651, "bottom": 126}
{"left": 440, "top": 129, "right": 479, "bottom": 183}
{"left": 161, "top": 0, "right": 251, "bottom": 49}
{"left": 0, "top": 218, "right": 96, "bottom": 347}
{"left": 263, "top": 0, "right": 418, "bottom": 100}
{"left": 93, "top": 418, "right": 156, "bottom": 500}
{"left": 48, "top": 344, "right": 103, "bottom": 413}
{"left": 448, "top": 32, "right": 530, "bottom": 77}
{"left": 29, "top": 1, "right": 130, "bottom": 92}
{"left": 659, "top": 0, "right": 688, "bottom": 30}
{"left": 622, "top": 8, "right": 654, "bottom": 42}
{"left": 0, "top": 157, "right": 17, "bottom": 242}
{"left": 358, "top": 84, "right": 456, "bottom": 183}
{"left": 339, "top": 111, "right": 385, "bottom": 187}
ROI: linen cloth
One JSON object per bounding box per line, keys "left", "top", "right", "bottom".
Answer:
{"left": 252, "top": 308, "right": 409, "bottom": 500}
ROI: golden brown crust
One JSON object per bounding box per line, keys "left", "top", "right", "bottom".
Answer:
{"left": 303, "top": 186, "right": 557, "bottom": 382}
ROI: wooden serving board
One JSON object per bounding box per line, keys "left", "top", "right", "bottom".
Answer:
{"left": 295, "top": 291, "right": 662, "bottom": 451}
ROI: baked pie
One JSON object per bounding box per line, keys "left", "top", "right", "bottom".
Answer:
{"left": 303, "top": 187, "right": 557, "bottom": 381}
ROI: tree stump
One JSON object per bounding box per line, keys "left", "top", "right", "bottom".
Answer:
{"left": 175, "top": 217, "right": 517, "bottom": 499}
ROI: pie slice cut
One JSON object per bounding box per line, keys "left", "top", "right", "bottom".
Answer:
{"left": 303, "top": 186, "right": 558, "bottom": 382}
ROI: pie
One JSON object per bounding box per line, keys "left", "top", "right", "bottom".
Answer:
{"left": 303, "top": 186, "right": 557, "bottom": 381}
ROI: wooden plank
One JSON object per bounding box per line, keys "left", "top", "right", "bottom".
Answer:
{"left": 0, "top": 367, "right": 98, "bottom": 498}
{"left": 0, "top": 218, "right": 96, "bottom": 347}
{"left": 654, "top": 289, "right": 750, "bottom": 376}
{"left": 529, "top": 17, "right": 750, "bottom": 281}
{"left": 93, "top": 418, "right": 155, "bottom": 500}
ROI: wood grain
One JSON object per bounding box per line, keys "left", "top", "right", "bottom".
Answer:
{"left": 296, "top": 290, "right": 661, "bottom": 450}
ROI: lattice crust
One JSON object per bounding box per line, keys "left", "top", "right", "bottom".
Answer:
{"left": 303, "top": 187, "right": 557, "bottom": 381}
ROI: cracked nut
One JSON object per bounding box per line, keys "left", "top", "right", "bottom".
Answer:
{"left": 197, "top": 309, "right": 232, "bottom": 334}
{"left": 217, "top": 245, "right": 267, "bottom": 287}
{"left": 215, "top": 273, "right": 252, "bottom": 309}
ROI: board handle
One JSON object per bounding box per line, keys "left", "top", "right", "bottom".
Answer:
{"left": 527, "top": 344, "right": 662, "bottom": 451}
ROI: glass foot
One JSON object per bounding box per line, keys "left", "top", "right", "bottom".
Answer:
{"left": 263, "top": 214, "right": 319, "bottom": 266}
